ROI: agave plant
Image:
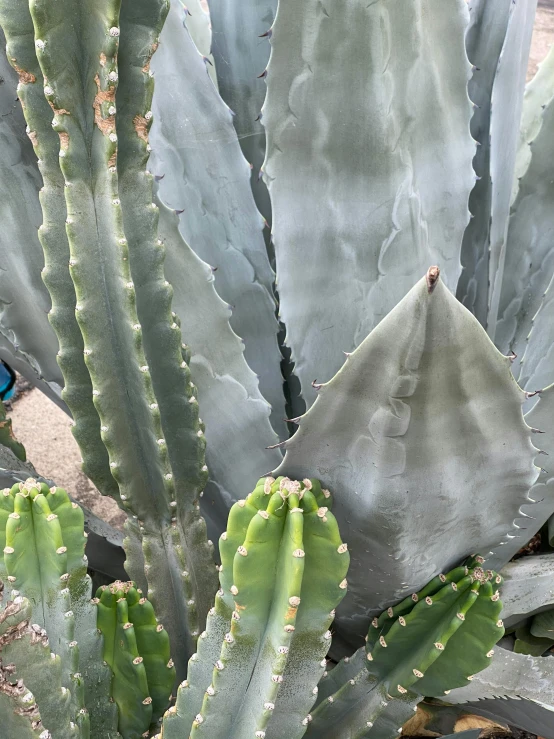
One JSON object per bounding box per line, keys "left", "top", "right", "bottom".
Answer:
{"left": 0, "top": 0, "right": 553, "bottom": 736}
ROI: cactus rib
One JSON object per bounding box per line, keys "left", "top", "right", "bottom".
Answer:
{"left": 0, "top": 0, "right": 120, "bottom": 502}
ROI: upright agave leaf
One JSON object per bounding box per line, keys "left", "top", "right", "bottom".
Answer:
{"left": 512, "top": 43, "right": 554, "bottom": 205}
{"left": 277, "top": 268, "right": 539, "bottom": 653}
{"left": 263, "top": 0, "right": 475, "bottom": 408}
{"left": 207, "top": 0, "right": 276, "bottom": 229}
{"left": 150, "top": 0, "right": 286, "bottom": 438}
{"left": 494, "top": 48, "right": 554, "bottom": 395}
{"left": 183, "top": 0, "right": 217, "bottom": 87}
{"left": 456, "top": 0, "right": 512, "bottom": 326}
{"left": 157, "top": 198, "right": 283, "bottom": 541}
{"left": 485, "top": 0, "right": 539, "bottom": 339}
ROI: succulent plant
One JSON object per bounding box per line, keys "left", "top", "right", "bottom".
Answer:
{"left": 0, "top": 0, "right": 553, "bottom": 736}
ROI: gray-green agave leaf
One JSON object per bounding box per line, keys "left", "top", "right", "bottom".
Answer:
{"left": 263, "top": 0, "right": 475, "bottom": 409}
{"left": 277, "top": 268, "right": 539, "bottom": 653}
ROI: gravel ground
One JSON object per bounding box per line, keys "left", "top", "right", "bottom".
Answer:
{"left": 6, "top": 1, "right": 554, "bottom": 531}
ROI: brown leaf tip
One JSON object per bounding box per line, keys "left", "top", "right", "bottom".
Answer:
{"left": 426, "top": 266, "right": 440, "bottom": 293}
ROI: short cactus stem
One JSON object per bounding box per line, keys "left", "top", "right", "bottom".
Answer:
{"left": 96, "top": 580, "right": 175, "bottom": 737}
{"left": 364, "top": 556, "right": 505, "bottom": 698}
{"left": 306, "top": 558, "right": 504, "bottom": 737}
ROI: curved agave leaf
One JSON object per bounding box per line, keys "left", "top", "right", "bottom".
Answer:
{"left": 500, "top": 554, "right": 554, "bottom": 627}
{"left": 445, "top": 648, "right": 554, "bottom": 739}
{"left": 518, "top": 276, "right": 554, "bottom": 394}
{"left": 493, "top": 50, "right": 554, "bottom": 366}
{"left": 456, "top": 0, "right": 512, "bottom": 326}
{"left": 485, "top": 384, "right": 554, "bottom": 570}
{"left": 486, "top": 0, "right": 538, "bottom": 339}
{"left": 513, "top": 42, "right": 554, "bottom": 205}
{"left": 207, "top": 0, "right": 276, "bottom": 229}
{"left": 263, "top": 0, "right": 475, "bottom": 409}
{"left": 150, "top": 0, "right": 285, "bottom": 438}
{"left": 182, "top": 0, "right": 217, "bottom": 87}
{"left": 157, "top": 196, "right": 282, "bottom": 541}
{"left": 0, "top": 32, "right": 61, "bottom": 386}
{"left": 276, "top": 270, "right": 538, "bottom": 653}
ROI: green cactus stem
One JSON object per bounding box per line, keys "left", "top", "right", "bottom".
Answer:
{"left": 365, "top": 556, "right": 504, "bottom": 697}
{"left": 0, "top": 583, "right": 80, "bottom": 739}
{"left": 161, "top": 476, "right": 349, "bottom": 739}
{"left": 22, "top": 0, "right": 217, "bottom": 673}
{"left": 117, "top": 1, "right": 217, "bottom": 638}
{"left": 0, "top": 0, "right": 122, "bottom": 504}
{"left": 95, "top": 581, "right": 175, "bottom": 739}
{"left": 0, "top": 479, "right": 117, "bottom": 737}
{"left": 306, "top": 557, "right": 505, "bottom": 739}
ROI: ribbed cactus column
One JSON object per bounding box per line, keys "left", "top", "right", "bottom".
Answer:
{"left": 305, "top": 557, "right": 505, "bottom": 739}
{"left": 0, "top": 0, "right": 121, "bottom": 504}
{"left": 0, "top": 479, "right": 117, "bottom": 738}
{"left": 96, "top": 581, "right": 175, "bottom": 738}
{"left": 161, "top": 477, "right": 350, "bottom": 739}
{"left": 25, "top": 0, "right": 217, "bottom": 675}
{"left": 0, "top": 585, "right": 79, "bottom": 739}
{"left": 116, "top": 0, "right": 218, "bottom": 643}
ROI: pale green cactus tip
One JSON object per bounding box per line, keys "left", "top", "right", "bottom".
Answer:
{"left": 160, "top": 476, "right": 348, "bottom": 738}
{"left": 96, "top": 579, "right": 176, "bottom": 738}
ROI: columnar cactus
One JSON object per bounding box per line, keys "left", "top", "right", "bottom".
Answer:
{"left": 0, "top": 583, "right": 77, "bottom": 738}
{"left": 0, "top": 479, "right": 117, "bottom": 737}
{"left": 307, "top": 557, "right": 505, "bottom": 738}
{"left": 0, "top": 0, "right": 219, "bottom": 675}
{"left": 95, "top": 581, "right": 175, "bottom": 738}
{"left": 364, "top": 556, "right": 504, "bottom": 697}
{"left": 161, "top": 476, "right": 350, "bottom": 739}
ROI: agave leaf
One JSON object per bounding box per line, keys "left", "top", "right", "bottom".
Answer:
{"left": 182, "top": 0, "right": 217, "bottom": 87}
{"left": 157, "top": 196, "right": 282, "bottom": 541}
{"left": 0, "top": 32, "right": 61, "bottom": 385}
{"left": 513, "top": 42, "right": 554, "bottom": 205}
{"left": 263, "top": 0, "right": 475, "bottom": 409}
{"left": 485, "top": 384, "right": 554, "bottom": 571}
{"left": 456, "top": 0, "right": 512, "bottom": 326}
{"left": 486, "top": 0, "right": 538, "bottom": 339}
{"left": 445, "top": 648, "right": 554, "bottom": 739}
{"left": 276, "top": 270, "right": 538, "bottom": 653}
{"left": 207, "top": 0, "right": 276, "bottom": 229}
{"left": 150, "top": 0, "right": 285, "bottom": 438}
{"left": 518, "top": 277, "right": 554, "bottom": 394}
{"left": 500, "top": 554, "right": 554, "bottom": 627}
{"left": 493, "top": 34, "right": 554, "bottom": 365}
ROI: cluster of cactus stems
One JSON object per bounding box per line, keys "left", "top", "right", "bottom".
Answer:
{"left": 0, "top": 0, "right": 218, "bottom": 676}
{"left": 0, "top": 476, "right": 506, "bottom": 739}
{"left": 95, "top": 581, "right": 175, "bottom": 737}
